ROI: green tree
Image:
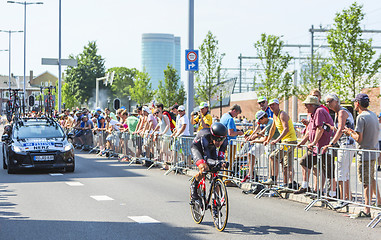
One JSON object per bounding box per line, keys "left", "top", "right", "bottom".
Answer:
{"left": 156, "top": 64, "right": 186, "bottom": 107}
{"left": 64, "top": 41, "right": 106, "bottom": 105}
{"left": 195, "top": 31, "right": 225, "bottom": 107}
{"left": 62, "top": 82, "right": 76, "bottom": 109}
{"left": 128, "top": 71, "right": 154, "bottom": 106}
{"left": 254, "top": 33, "right": 293, "bottom": 100}
{"left": 298, "top": 53, "right": 330, "bottom": 99}
{"left": 108, "top": 67, "right": 138, "bottom": 99}
{"left": 327, "top": 2, "right": 381, "bottom": 101}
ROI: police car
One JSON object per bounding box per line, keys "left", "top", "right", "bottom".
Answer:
{"left": 2, "top": 117, "right": 75, "bottom": 174}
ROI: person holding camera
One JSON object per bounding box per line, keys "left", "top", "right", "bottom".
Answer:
{"left": 295, "top": 95, "right": 334, "bottom": 194}
{"left": 191, "top": 102, "right": 213, "bottom": 132}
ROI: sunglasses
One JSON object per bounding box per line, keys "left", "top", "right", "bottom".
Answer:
{"left": 213, "top": 136, "right": 226, "bottom": 142}
{"left": 154, "top": 112, "right": 160, "bottom": 115}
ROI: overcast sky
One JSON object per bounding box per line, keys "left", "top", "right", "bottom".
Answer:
{"left": 0, "top": 0, "right": 380, "bottom": 82}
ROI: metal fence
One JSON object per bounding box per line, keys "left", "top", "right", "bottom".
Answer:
{"left": 73, "top": 129, "right": 381, "bottom": 228}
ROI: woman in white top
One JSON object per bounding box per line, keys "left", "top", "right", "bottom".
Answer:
{"left": 151, "top": 108, "right": 172, "bottom": 165}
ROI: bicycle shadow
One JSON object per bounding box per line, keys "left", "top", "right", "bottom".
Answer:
{"left": 202, "top": 221, "right": 322, "bottom": 236}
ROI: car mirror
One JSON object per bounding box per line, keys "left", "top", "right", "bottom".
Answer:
{"left": 2, "top": 134, "right": 9, "bottom": 142}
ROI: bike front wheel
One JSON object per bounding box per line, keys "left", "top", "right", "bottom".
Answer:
{"left": 211, "top": 178, "right": 229, "bottom": 231}
{"left": 190, "top": 177, "right": 205, "bottom": 224}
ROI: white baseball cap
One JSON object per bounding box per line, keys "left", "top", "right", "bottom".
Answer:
{"left": 178, "top": 105, "right": 185, "bottom": 111}
{"left": 143, "top": 107, "right": 151, "bottom": 113}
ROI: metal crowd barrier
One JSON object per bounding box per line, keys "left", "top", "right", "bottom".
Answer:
{"left": 82, "top": 129, "right": 381, "bottom": 228}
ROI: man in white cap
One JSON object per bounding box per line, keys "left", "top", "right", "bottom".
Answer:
{"left": 264, "top": 98, "right": 298, "bottom": 189}
{"left": 171, "top": 105, "right": 190, "bottom": 138}
{"left": 171, "top": 105, "right": 191, "bottom": 165}
{"left": 247, "top": 96, "right": 273, "bottom": 142}
{"left": 191, "top": 102, "right": 213, "bottom": 132}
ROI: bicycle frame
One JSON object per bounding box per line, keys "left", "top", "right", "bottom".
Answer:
{"left": 198, "top": 172, "right": 219, "bottom": 209}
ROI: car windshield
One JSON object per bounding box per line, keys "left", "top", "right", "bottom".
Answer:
{"left": 13, "top": 124, "right": 64, "bottom": 139}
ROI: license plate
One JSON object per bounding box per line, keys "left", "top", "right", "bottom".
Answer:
{"left": 34, "top": 155, "right": 54, "bottom": 161}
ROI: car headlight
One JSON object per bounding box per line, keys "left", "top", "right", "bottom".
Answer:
{"left": 12, "top": 146, "right": 23, "bottom": 153}
{"left": 64, "top": 143, "right": 73, "bottom": 152}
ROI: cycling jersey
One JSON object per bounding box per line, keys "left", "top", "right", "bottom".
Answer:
{"left": 191, "top": 128, "right": 228, "bottom": 166}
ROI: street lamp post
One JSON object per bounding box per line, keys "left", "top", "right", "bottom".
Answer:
{"left": 7, "top": 1, "right": 43, "bottom": 106}
{"left": 0, "top": 30, "right": 23, "bottom": 89}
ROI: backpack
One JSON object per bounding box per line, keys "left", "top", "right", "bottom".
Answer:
{"left": 163, "top": 110, "right": 176, "bottom": 132}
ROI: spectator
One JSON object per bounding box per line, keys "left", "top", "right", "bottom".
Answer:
{"left": 96, "top": 107, "right": 103, "bottom": 117}
{"left": 141, "top": 107, "right": 157, "bottom": 159}
{"left": 105, "top": 114, "right": 121, "bottom": 153}
{"left": 74, "top": 111, "right": 82, "bottom": 124}
{"left": 242, "top": 110, "right": 280, "bottom": 183}
{"left": 153, "top": 108, "right": 172, "bottom": 166}
{"left": 133, "top": 106, "right": 146, "bottom": 158}
{"left": 171, "top": 105, "right": 191, "bottom": 165}
{"left": 74, "top": 115, "right": 92, "bottom": 146}
{"left": 191, "top": 102, "right": 213, "bottom": 132}
{"left": 170, "top": 104, "right": 179, "bottom": 126}
{"left": 295, "top": 96, "right": 334, "bottom": 194}
{"left": 105, "top": 108, "right": 117, "bottom": 121}
{"left": 322, "top": 93, "right": 355, "bottom": 209}
{"left": 264, "top": 99, "right": 298, "bottom": 189}
{"left": 248, "top": 96, "right": 274, "bottom": 141}
{"left": 156, "top": 103, "right": 176, "bottom": 132}
{"left": 116, "top": 108, "right": 124, "bottom": 122}
{"left": 343, "top": 93, "right": 381, "bottom": 217}
{"left": 171, "top": 105, "right": 190, "bottom": 137}
{"left": 220, "top": 104, "right": 244, "bottom": 170}
{"left": 300, "top": 89, "right": 329, "bottom": 127}
{"left": 126, "top": 109, "right": 139, "bottom": 134}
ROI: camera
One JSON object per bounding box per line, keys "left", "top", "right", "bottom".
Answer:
{"left": 322, "top": 122, "right": 330, "bottom": 132}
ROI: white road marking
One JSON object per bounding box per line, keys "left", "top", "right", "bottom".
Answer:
{"left": 90, "top": 195, "right": 114, "bottom": 201}
{"left": 49, "top": 173, "right": 63, "bottom": 176}
{"left": 128, "top": 216, "right": 160, "bottom": 223}
{"left": 65, "top": 182, "right": 84, "bottom": 186}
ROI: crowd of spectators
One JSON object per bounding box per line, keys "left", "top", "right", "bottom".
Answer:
{"left": 241, "top": 89, "right": 381, "bottom": 217}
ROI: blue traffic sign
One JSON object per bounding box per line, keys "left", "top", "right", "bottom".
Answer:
{"left": 185, "top": 49, "right": 199, "bottom": 71}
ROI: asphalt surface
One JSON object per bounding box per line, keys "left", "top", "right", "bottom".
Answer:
{"left": 0, "top": 150, "right": 380, "bottom": 240}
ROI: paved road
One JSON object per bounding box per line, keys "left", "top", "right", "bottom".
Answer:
{"left": 0, "top": 151, "right": 380, "bottom": 240}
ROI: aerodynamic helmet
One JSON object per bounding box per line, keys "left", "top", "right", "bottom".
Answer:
{"left": 210, "top": 122, "right": 227, "bottom": 142}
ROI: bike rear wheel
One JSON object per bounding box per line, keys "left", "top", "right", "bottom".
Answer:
{"left": 190, "top": 177, "right": 205, "bottom": 224}
{"left": 211, "top": 178, "right": 229, "bottom": 231}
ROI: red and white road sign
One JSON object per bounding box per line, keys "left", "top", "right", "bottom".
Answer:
{"left": 187, "top": 51, "right": 197, "bottom": 62}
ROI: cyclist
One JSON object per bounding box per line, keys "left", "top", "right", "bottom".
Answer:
{"left": 190, "top": 122, "right": 228, "bottom": 202}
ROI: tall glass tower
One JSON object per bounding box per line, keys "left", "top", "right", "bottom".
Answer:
{"left": 141, "top": 33, "right": 181, "bottom": 90}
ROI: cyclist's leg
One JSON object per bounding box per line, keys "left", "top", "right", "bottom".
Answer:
{"left": 191, "top": 161, "right": 209, "bottom": 200}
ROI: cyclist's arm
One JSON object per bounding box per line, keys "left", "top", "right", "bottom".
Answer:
{"left": 191, "top": 139, "right": 205, "bottom": 163}
{"left": 218, "top": 140, "right": 228, "bottom": 161}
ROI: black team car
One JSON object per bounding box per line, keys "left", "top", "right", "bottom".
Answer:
{"left": 2, "top": 117, "right": 75, "bottom": 174}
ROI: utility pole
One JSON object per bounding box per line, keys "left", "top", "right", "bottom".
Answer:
{"left": 187, "top": 0, "right": 194, "bottom": 135}
{"left": 310, "top": 25, "right": 314, "bottom": 82}
{"left": 239, "top": 53, "right": 242, "bottom": 93}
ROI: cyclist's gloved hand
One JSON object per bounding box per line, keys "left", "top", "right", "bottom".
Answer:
{"left": 206, "top": 159, "right": 218, "bottom": 166}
